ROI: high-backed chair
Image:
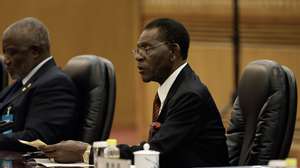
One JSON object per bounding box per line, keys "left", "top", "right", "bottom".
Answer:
{"left": 63, "top": 55, "right": 116, "bottom": 144}
{"left": 0, "top": 55, "right": 8, "bottom": 91}
{"left": 280, "top": 65, "right": 297, "bottom": 157}
{"left": 226, "top": 60, "right": 297, "bottom": 165}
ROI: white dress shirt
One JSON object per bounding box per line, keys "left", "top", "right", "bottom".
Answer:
{"left": 22, "top": 56, "right": 53, "bottom": 85}
{"left": 157, "top": 62, "right": 187, "bottom": 115}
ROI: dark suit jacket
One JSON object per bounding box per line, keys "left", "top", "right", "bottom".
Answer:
{"left": 119, "top": 65, "right": 229, "bottom": 168}
{"left": 0, "top": 58, "right": 78, "bottom": 151}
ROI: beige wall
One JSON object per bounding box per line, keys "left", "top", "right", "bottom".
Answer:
{"left": 0, "top": 0, "right": 141, "bottom": 129}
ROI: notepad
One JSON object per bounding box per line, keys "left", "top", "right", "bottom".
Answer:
{"left": 18, "top": 139, "right": 47, "bottom": 149}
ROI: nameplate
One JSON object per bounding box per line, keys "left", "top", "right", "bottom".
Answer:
{"left": 96, "top": 157, "right": 131, "bottom": 168}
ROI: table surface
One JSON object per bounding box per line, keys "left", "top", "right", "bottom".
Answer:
{"left": 0, "top": 150, "right": 95, "bottom": 168}
{"left": 0, "top": 151, "right": 272, "bottom": 168}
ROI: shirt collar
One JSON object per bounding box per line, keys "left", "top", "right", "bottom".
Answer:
{"left": 22, "top": 56, "right": 53, "bottom": 85}
{"left": 157, "top": 62, "right": 187, "bottom": 106}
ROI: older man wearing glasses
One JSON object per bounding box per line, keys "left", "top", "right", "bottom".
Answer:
{"left": 42, "top": 18, "right": 229, "bottom": 168}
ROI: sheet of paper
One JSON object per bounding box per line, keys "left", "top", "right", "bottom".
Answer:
{"left": 18, "top": 139, "right": 47, "bottom": 149}
{"left": 34, "top": 158, "right": 93, "bottom": 167}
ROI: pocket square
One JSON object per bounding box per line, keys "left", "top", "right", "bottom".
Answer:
{"left": 151, "top": 122, "right": 161, "bottom": 130}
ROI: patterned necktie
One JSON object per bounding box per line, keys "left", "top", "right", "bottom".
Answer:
{"left": 152, "top": 92, "right": 161, "bottom": 122}
{"left": 148, "top": 92, "right": 161, "bottom": 140}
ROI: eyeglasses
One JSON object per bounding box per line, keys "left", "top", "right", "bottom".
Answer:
{"left": 132, "top": 42, "right": 168, "bottom": 56}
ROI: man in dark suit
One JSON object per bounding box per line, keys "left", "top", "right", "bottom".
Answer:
{"left": 42, "top": 18, "right": 229, "bottom": 167}
{"left": 0, "top": 17, "right": 78, "bottom": 151}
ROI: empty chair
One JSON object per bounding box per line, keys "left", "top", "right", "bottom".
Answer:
{"left": 227, "top": 60, "right": 297, "bottom": 165}
{"left": 63, "top": 55, "right": 116, "bottom": 144}
{"left": 280, "top": 65, "right": 297, "bottom": 157}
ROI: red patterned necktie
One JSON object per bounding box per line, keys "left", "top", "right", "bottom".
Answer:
{"left": 148, "top": 92, "right": 161, "bottom": 140}
{"left": 152, "top": 92, "right": 161, "bottom": 122}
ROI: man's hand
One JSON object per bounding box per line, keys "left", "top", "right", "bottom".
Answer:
{"left": 40, "top": 140, "right": 89, "bottom": 163}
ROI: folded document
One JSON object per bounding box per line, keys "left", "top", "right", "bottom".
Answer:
{"left": 18, "top": 139, "right": 47, "bottom": 149}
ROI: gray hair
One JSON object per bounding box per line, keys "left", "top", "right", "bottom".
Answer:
{"left": 3, "top": 17, "right": 50, "bottom": 55}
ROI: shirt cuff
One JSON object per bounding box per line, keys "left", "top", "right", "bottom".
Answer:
{"left": 83, "top": 144, "right": 91, "bottom": 164}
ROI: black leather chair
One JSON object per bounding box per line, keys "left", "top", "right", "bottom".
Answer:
{"left": 63, "top": 55, "right": 116, "bottom": 144}
{"left": 0, "top": 55, "right": 8, "bottom": 91}
{"left": 226, "top": 60, "right": 297, "bottom": 165}
{"left": 280, "top": 65, "right": 297, "bottom": 157}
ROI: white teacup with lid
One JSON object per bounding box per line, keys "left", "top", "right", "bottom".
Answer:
{"left": 134, "top": 143, "right": 159, "bottom": 168}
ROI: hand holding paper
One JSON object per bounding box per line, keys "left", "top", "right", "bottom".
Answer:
{"left": 40, "top": 140, "right": 89, "bottom": 163}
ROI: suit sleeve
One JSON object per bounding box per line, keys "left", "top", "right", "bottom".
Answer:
{"left": 0, "top": 75, "right": 77, "bottom": 151}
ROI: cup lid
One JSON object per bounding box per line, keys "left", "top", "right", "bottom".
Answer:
{"left": 93, "top": 141, "right": 108, "bottom": 148}
{"left": 268, "top": 160, "right": 286, "bottom": 167}
{"left": 134, "top": 143, "right": 160, "bottom": 155}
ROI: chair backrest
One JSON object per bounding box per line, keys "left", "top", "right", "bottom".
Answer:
{"left": 97, "top": 57, "right": 116, "bottom": 140}
{"left": 279, "top": 65, "right": 297, "bottom": 157}
{"left": 63, "top": 55, "right": 116, "bottom": 144}
{"left": 0, "top": 55, "right": 8, "bottom": 91}
{"left": 227, "top": 60, "right": 297, "bottom": 165}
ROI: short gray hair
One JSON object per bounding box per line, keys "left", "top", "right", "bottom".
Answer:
{"left": 3, "top": 17, "right": 50, "bottom": 54}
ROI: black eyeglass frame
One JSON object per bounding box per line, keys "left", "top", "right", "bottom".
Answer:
{"left": 132, "top": 41, "right": 172, "bottom": 56}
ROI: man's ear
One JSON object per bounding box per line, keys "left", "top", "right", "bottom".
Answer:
{"left": 169, "top": 43, "right": 181, "bottom": 61}
{"left": 172, "top": 43, "right": 181, "bottom": 55}
{"left": 170, "top": 53, "right": 176, "bottom": 62}
{"left": 30, "top": 46, "right": 41, "bottom": 59}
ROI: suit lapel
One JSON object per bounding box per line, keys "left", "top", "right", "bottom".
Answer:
{"left": 157, "top": 64, "right": 193, "bottom": 121}
{"left": 0, "top": 85, "right": 14, "bottom": 111}
{"left": 0, "top": 85, "right": 13, "bottom": 102}
{"left": 1, "top": 83, "right": 32, "bottom": 108}
{"left": 24, "top": 58, "right": 56, "bottom": 86}
{"left": 0, "top": 58, "right": 56, "bottom": 112}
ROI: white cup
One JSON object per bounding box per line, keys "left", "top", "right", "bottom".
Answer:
{"left": 134, "top": 143, "right": 159, "bottom": 168}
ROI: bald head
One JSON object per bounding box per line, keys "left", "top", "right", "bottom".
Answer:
{"left": 3, "top": 17, "right": 50, "bottom": 57}
{"left": 2, "top": 17, "right": 51, "bottom": 80}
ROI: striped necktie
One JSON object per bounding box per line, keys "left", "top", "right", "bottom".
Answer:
{"left": 148, "top": 92, "right": 161, "bottom": 140}
{"left": 152, "top": 93, "right": 161, "bottom": 122}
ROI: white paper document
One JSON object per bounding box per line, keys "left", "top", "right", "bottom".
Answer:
{"left": 34, "top": 158, "right": 93, "bottom": 167}
{"left": 19, "top": 139, "right": 47, "bottom": 149}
